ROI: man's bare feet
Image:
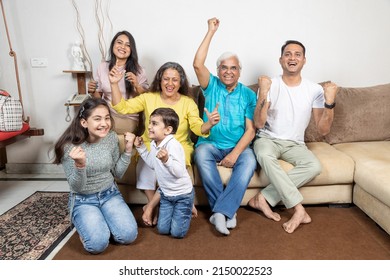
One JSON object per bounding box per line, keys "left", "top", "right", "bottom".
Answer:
{"left": 142, "top": 204, "right": 158, "bottom": 226}
{"left": 282, "top": 204, "right": 311, "bottom": 233}
{"left": 192, "top": 205, "right": 198, "bottom": 218}
{"left": 247, "top": 192, "right": 281, "bottom": 221}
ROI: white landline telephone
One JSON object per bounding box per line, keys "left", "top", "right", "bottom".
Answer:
{"left": 66, "top": 93, "right": 90, "bottom": 105}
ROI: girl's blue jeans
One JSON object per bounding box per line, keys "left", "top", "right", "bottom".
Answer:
{"left": 69, "top": 182, "right": 138, "bottom": 254}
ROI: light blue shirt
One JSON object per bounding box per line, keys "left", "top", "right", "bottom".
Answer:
{"left": 196, "top": 74, "right": 257, "bottom": 149}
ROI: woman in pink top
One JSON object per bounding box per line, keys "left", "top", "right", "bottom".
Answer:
{"left": 88, "top": 31, "right": 149, "bottom": 134}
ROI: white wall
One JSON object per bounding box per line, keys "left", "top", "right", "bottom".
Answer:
{"left": 1, "top": 0, "right": 390, "bottom": 169}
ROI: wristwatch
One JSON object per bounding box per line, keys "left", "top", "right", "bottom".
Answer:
{"left": 324, "top": 102, "right": 336, "bottom": 109}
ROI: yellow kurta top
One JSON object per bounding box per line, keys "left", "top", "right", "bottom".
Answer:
{"left": 112, "top": 92, "right": 209, "bottom": 166}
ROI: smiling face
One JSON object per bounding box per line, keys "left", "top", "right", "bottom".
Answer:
{"left": 160, "top": 68, "right": 181, "bottom": 99}
{"left": 113, "top": 34, "right": 131, "bottom": 61}
{"left": 147, "top": 114, "right": 172, "bottom": 146}
{"left": 279, "top": 43, "right": 306, "bottom": 76}
{"left": 80, "top": 105, "right": 111, "bottom": 143}
{"left": 217, "top": 56, "right": 241, "bottom": 91}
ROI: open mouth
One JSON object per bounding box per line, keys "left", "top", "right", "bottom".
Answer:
{"left": 117, "top": 49, "right": 127, "bottom": 55}
{"left": 223, "top": 74, "right": 234, "bottom": 80}
{"left": 96, "top": 127, "right": 109, "bottom": 133}
{"left": 165, "top": 86, "right": 175, "bottom": 92}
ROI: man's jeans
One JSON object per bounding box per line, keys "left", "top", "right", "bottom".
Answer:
{"left": 194, "top": 143, "right": 256, "bottom": 219}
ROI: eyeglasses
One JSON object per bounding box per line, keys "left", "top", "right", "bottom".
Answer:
{"left": 218, "top": 65, "right": 240, "bottom": 72}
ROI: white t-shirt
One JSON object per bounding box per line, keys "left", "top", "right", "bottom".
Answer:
{"left": 258, "top": 75, "right": 324, "bottom": 143}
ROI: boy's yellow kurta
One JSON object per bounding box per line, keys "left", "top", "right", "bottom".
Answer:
{"left": 112, "top": 92, "right": 209, "bottom": 166}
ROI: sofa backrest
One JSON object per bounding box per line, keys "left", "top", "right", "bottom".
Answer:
{"left": 305, "top": 83, "right": 390, "bottom": 144}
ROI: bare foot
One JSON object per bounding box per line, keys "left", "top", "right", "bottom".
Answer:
{"left": 152, "top": 206, "right": 158, "bottom": 225}
{"left": 248, "top": 192, "right": 281, "bottom": 221}
{"left": 142, "top": 204, "right": 153, "bottom": 226}
{"left": 142, "top": 204, "right": 158, "bottom": 226}
{"left": 282, "top": 205, "right": 311, "bottom": 233}
{"left": 192, "top": 205, "right": 198, "bottom": 218}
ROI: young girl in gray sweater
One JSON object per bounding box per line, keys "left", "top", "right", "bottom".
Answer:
{"left": 53, "top": 98, "right": 137, "bottom": 254}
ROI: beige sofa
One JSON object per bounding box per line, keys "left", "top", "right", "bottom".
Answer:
{"left": 116, "top": 82, "right": 390, "bottom": 235}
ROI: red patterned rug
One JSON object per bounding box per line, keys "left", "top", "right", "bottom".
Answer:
{"left": 0, "top": 191, "right": 71, "bottom": 260}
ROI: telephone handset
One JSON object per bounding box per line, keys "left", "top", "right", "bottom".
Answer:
{"left": 67, "top": 93, "right": 90, "bottom": 105}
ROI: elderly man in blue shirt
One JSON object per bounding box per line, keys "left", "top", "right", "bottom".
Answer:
{"left": 193, "top": 17, "right": 257, "bottom": 236}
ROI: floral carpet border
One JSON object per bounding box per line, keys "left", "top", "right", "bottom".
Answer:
{"left": 0, "top": 191, "right": 71, "bottom": 260}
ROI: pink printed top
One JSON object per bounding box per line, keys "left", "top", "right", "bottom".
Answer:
{"left": 95, "top": 61, "right": 149, "bottom": 120}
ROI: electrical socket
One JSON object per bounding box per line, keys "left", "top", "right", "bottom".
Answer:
{"left": 30, "top": 58, "right": 48, "bottom": 68}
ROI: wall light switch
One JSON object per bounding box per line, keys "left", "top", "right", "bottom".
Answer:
{"left": 30, "top": 57, "right": 48, "bottom": 68}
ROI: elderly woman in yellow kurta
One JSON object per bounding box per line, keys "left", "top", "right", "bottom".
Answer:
{"left": 110, "top": 62, "right": 220, "bottom": 225}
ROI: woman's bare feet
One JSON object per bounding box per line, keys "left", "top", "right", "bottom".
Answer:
{"left": 282, "top": 204, "right": 311, "bottom": 233}
{"left": 248, "top": 192, "right": 281, "bottom": 221}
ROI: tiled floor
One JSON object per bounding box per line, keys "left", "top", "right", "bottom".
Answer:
{"left": 0, "top": 171, "right": 68, "bottom": 215}
{"left": 0, "top": 170, "right": 75, "bottom": 259}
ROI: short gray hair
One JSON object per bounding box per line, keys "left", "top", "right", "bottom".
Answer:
{"left": 216, "top": 52, "right": 242, "bottom": 70}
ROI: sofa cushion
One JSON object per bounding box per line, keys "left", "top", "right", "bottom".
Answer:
{"left": 305, "top": 142, "right": 354, "bottom": 185}
{"left": 193, "top": 142, "right": 354, "bottom": 188}
{"left": 324, "top": 83, "right": 390, "bottom": 144}
{"left": 334, "top": 141, "right": 390, "bottom": 206}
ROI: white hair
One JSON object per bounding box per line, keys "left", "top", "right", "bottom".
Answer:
{"left": 216, "top": 51, "right": 242, "bottom": 69}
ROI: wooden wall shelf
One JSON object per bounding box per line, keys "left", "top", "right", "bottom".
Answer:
{"left": 63, "top": 70, "right": 91, "bottom": 95}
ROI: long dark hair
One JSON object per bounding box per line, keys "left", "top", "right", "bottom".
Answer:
{"left": 108, "top": 30, "right": 142, "bottom": 95}
{"left": 149, "top": 62, "right": 190, "bottom": 96}
{"left": 52, "top": 98, "right": 114, "bottom": 164}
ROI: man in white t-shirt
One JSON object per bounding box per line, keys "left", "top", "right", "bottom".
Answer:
{"left": 248, "top": 40, "right": 338, "bottom": 233}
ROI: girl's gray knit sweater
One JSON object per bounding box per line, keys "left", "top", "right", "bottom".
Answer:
{"left": 62, "top": 131, "right": 131, "bottom": 194}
